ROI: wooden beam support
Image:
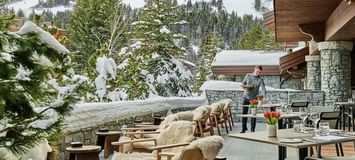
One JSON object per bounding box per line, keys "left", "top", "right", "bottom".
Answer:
{"left": 325, "top": 0, "right": 355, "bottom": 40}
{"left": 298, "top": 23, "right": 324, "bottom": 42}
{"left": 345, "top": 0, "right": 355, "bottom": 5}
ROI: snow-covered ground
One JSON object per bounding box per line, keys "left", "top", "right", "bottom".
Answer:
{"left": 34, "top": 6, "right": 72, "bottom": 15}
{"left": 7, "top": 0, "right": 263, "bottom": 17}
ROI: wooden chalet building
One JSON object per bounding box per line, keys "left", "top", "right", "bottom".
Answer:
{"left": 268, "top": 0, "right": 355, "bottom": 105}
{"left": 211, "top": 50, "right": 303, "bottom": 89}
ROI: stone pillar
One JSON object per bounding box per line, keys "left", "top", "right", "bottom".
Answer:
{"left": 318, "top": 41, "right": 353, "bottom": 105}
{"left": 305, "top": 55, "right": 321, "bottom": 90}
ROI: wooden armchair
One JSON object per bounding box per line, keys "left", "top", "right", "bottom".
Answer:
{"left": 122, "top": 111, "right": 194, "bottom": 139}
{"left": 121, "top": 114, "right": 180, "bottom": 139}
{"left": 209, "top": 103, "right": 229, "bottom": 135}
{"left": 112, "top": 136, "right": 224, "bottom": 160}
{"left": 112, "top": 121, "right": 195, "bottom": 153}
{"left": 193, "top": 105, "right": 214, "bottom": 137}
{"left": 219, "top": 99, "right": 234, "bottom": 128}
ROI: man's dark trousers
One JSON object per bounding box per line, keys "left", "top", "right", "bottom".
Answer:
{"left": 242, "top": 98, "right": 256, "bottom": 132}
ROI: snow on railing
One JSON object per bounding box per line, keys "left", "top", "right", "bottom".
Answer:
{"left": 64, "top": 94, "right": 208, "bottom": 133}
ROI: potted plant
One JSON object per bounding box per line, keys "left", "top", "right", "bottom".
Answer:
{"left": 249, "top": 99, "right": 258, "bottom": 115}
{"left": 263, "top": 111, "right": 281, "bottom": 137}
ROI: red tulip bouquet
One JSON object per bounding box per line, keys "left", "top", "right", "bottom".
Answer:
{"left": 264, "top": 111, "right": 281, "bottom": 125}
{"left": 249, "top": 99, "right": 258, "bottom": 108}
{"left": 250, "top": 99, "right": 259, "bottom": 115}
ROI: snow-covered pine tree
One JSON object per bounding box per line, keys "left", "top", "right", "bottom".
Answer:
{"left": 0, "top": 21, "right": 86, "bottom": 154}
{"left": 123, "top": 53, "right": 149, "bottom": 100}
{"left": 83, "top": 0, "right": 128, "bottom": 102}
{"left": 193, "top": 30, "right": 224, "bottom": 93}
{"left": 89, "top": 44, "right": 125, "bottom": 102}
{"left": 120, "top": 0, "right": 192, "bottom": 98}
{"left": 117, "top": 41, "right": 149, "bottom": 100}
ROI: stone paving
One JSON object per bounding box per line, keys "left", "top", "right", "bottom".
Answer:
{"left": 219, "top": 122, "right": 298, "bottom": 160}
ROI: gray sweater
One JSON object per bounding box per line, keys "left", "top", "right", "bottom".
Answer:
{"left": 242, "top": 73, "right": 267, "bottom": 100}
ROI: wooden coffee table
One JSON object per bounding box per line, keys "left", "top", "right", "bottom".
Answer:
{"left": 66, "top": 145, "right": 101, "bottom": 160}
{"left": 96, "top": 131, "right": 120, "bottom": 158}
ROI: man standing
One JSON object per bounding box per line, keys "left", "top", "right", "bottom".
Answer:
{"left": 240, "top": 66, "right": 267, "bottom": 133}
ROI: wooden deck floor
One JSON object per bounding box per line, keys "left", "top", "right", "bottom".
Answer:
{"left": 321, "top": 142, "right": 355, "bottom": 157}
{"left": 219, "top": 122, "right": 355, "bottom": 160}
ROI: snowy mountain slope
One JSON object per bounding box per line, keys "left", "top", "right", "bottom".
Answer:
{"left": 6, "top": 0, "right": 73, "bottom": 17}
{"left": 7, "top": 0, "right": 264, "bottom": 17}
{"left": 122, "top": 0, "right": 262, "bottom": 16}
{"left": 6, "top": 0, "right": 40, "bottom": 15}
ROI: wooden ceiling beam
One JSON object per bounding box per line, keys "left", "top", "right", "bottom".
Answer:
{"left": 274, "top": 0, "right": 341, "bottom": 42}
{"left": 298, "top": 23, "right": 324, "bottom": 42}
{"left": 325, "top": 0, "right": 355, "bottom": 40}
{"left": 345, "top": 0, "right": 355, "bottom": 5}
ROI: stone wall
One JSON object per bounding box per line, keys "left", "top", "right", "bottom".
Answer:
{"left": 53, "top": 96, "right": 208, "bottom": 160}
{"left": 319, "top": 41, "right": 353, "bottom": 106}
{"left": 306, "top": 55, "right": 321, "bottom": 90}
{"left": 205, "top": 89, "right": 324, "bottom": 121}
{"left": 281, "top": 78, "right": 304, "bottom": 90}
{"left": 56, "top": 108, "right": 192, "bottom": 160}
{"left": 226, "top": 75, "right": 303, "bottom": 90}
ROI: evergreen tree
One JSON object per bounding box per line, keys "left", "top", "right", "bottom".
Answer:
{"left": 85, "top": 44, "right": 123, "bottom": 102}
{"left": 123, "top": 54, "right": 149, "bottom": 100}
{"left": 53, "top": 11, "right": 70, "bottom": 28}
{"left": 119, "top": 0, "right": 192, "bottom": 99}
{"left": 78, "top": 1, "right": 128, "bottom": 101}
{"left": 193, "top": 30, "right": 224, "bottom": 92}
{"left": 254, "top": 0, "right": 262, "bottom": 12}
{"left": 0, "top": 0, "right": 15, "bottom": 31}
{"left": 108, "top": 1, "right": 128, "bottom": 57}
{"left": 93, "top": 47, "right": 118, "bottom": 102}
{"left": 68, "top": 0, "right": 127, "bottom": 71}
{"left": 116, "top": 41, "right": 150, "bottom": 100}
{"left": 236, "top": 24, "right": 282, "bottom": 50}
{"left": 0, "top": 21, "right": 86, "bottom": 154}
{"left": 16, "top": 9, "right": 24, "bottom": 18}
{"left": 137, "top": 0, "right": 192, "bottom": 97}
{"left": 200, "top": 31, "right": 224, "bottom": 63}
{"left": 31, "top": 0, "right": 265, "bottom": 64}
{"left": 41, "top": 10, "right": 54, "bottom": 22}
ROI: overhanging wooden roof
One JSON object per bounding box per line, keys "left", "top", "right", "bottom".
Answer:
{"left": 274, "top": 0, "right": 342, "bottom": 42}
{"left": 263, "top": 11, "right": 275, "bottom": 30}
{"left": 279, "top": 46, "right": 309, "bottom": 73}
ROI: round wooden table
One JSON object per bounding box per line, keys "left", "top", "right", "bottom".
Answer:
{"left": 66, "top": 145, "right": 101, "bottom": 160}
{"left": 215, "top": 156, "right": 227, "bottom": 160}
{"left": 96, "top": 131, "right": 121, "bottom": 158}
